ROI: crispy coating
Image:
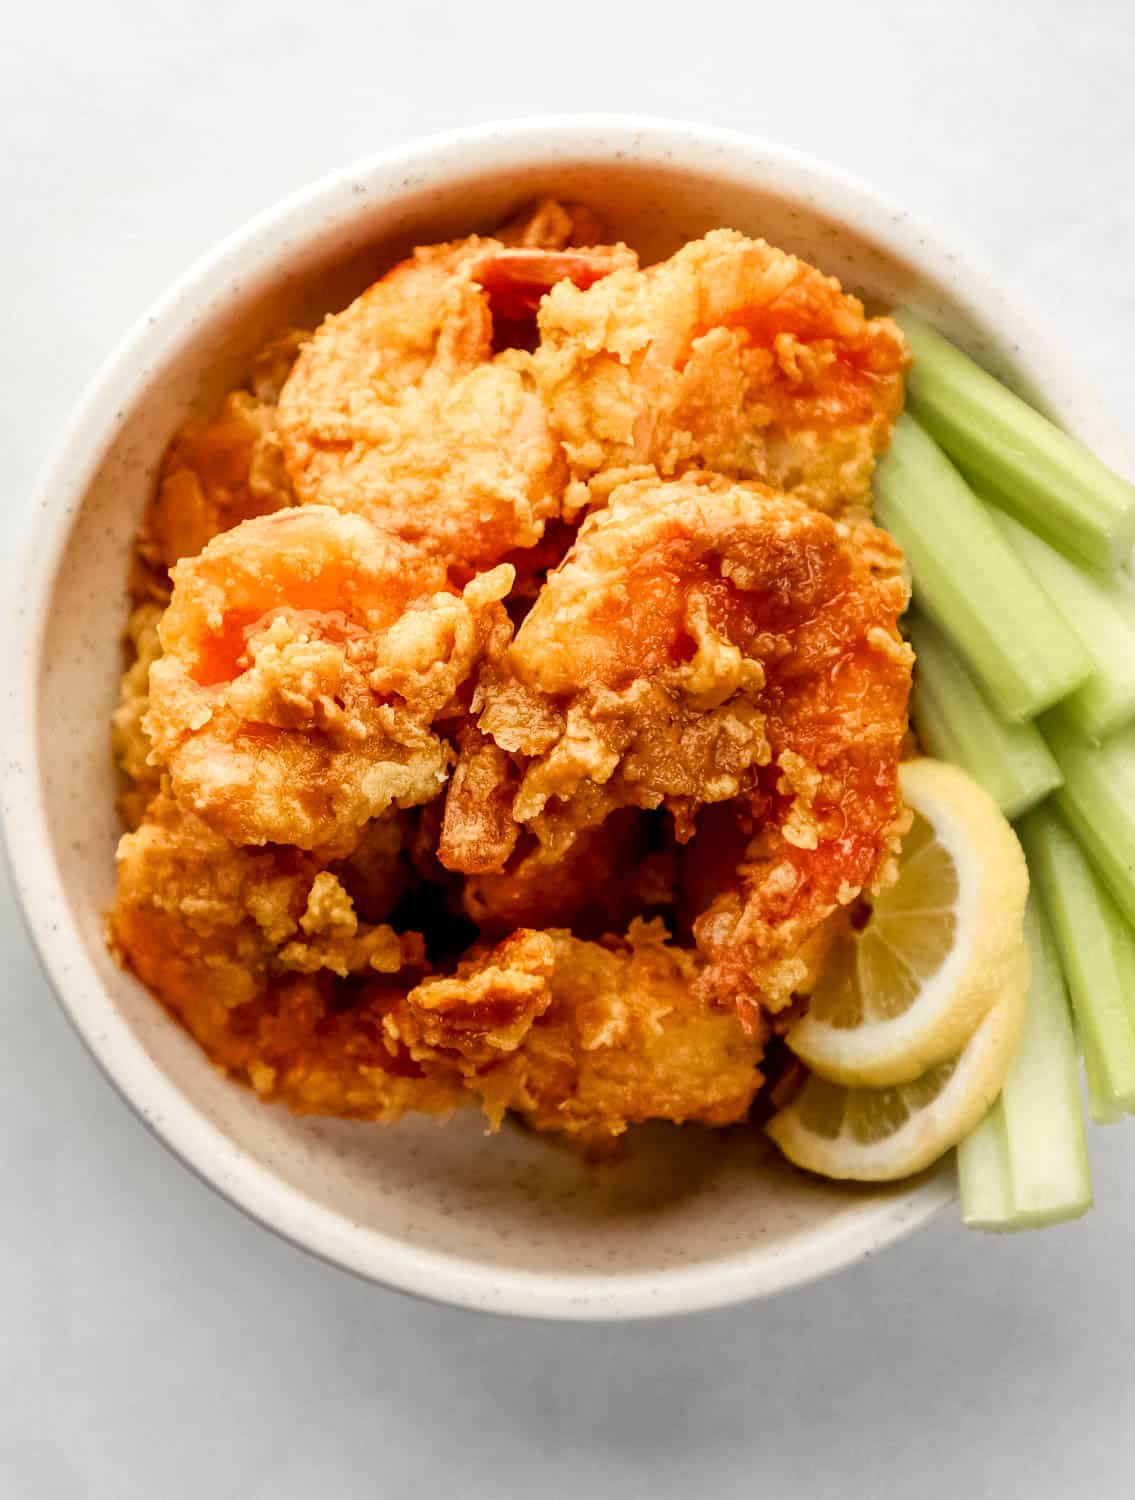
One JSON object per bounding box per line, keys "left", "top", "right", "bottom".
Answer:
{"left": 686, "top": 518, "right": 912, "bottom": 1024}
{"left": 444, "top": 474, "right": 911, "bottom": 1027}
{"left": 145, "top": 506, "right": 513, "bottom": 850}
{"left": 277, "top": 236, "right": 634, "bottom": 574}
{"left": 111, "top": 799, "right": 752, "bottom": 1140}
{"left": 385, "top": 921, "right": 766, "bottom": 1149}
{"left": 442, "top": 475, "right": 785, "bottom": 860}
{"left": 109, "top": 209, "right": 913, "bottom": 1143}
{"left": 437, "top": 722, "right": 521, "bottom": 874}
{"left": 527, "top": 228, "right": 908, "bottom": 517}
{"left": 459, "top": 808, "right": 675, "bottom": 937}
{"left": 494, "top": 197, "right": 608, "bottom": 251}
{"left": 116, "top": 334, "right": 311, "bottom": 829}
{"left": 111, "top": 603, "right": 166, "bottom": 829}
{"left": 334, "top": 810, "right": 419, "bottom": 923}
{"left": 133, "top": 329, "right": 307, "bottom": 600}
{"left": 109, "top": 793, "right": 461, "bottom": 1119}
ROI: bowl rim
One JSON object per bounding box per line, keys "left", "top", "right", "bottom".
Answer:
{"left": 8, "top": 111, "right": 1108, "bottom": 1320}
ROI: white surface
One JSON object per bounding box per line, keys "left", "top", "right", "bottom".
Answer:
{"left": 3, "top": 1, "right": 1134, "bottom": 1493}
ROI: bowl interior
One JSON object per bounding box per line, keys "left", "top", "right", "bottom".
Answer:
{"left": 32, "top": 125, "right": 1119, "bottom": 1317}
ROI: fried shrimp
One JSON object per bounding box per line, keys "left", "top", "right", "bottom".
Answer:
{"left": 443, "top": 475, "right": 786, "bottom": 863}
{"left": 108, "top": 206, "right": 917, "bottom": 1149}
{"left": 527, "top": 228, "right": 908, "bottom": 517}
{"left": 688, "top": 634, "right": 912, "bottom": 1026}
{"left": 276, "top": 234, "right": 634, "bottom": 574}
{"left": 144, "top": 505, "right": 514, "bottom": 851}
{"left": 493, "top": 196, "right": 608, "bottom": 251}
{"left": 384, "top": 921, "right": 766, "bottom": 1149}
{"left": 133, "top": 329, "right": 308, "bottom": 599}
{"left": 458, "top": 808, "right": 675, "bottom": 938}
{"left": 111, "top": 801, "right": 750, "bottom": 1138}
{"left": 110, "top": 793, "right": 465, "bottom": 1119}
{"left": 111, "top": 602, "right": 166, "bottom": 829}
{"left": 444, "top": 474, "right": 911, "bottom": 1026}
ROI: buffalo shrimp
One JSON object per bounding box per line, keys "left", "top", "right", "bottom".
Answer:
{"left": 527, "top": 228, "right": 908, "bottom": 517}
{"left": 276, "top": 233, "right": 634, "bottom": 575}
{"left": 145, "top": 505, "right": 513, "bottom": 852}
{"left": 441, "top": 474, "right": 912, "bottom": 1028}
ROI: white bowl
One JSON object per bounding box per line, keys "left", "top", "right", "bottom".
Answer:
{"left": 6, "top": 117, "right": 1125, "bottom": 1321}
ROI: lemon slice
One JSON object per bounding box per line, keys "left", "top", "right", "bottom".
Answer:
{"left": 786, "top": 758, "right": 1029, "bottom": 1087}
{"left": 766, "top": 954, "right": 1027, "bottom": 1182}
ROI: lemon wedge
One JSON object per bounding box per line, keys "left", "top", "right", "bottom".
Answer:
{"left": 766, "top": 953, "right": 1028, "bottom": 1181}
{"left": 785, "top": 758, "right": 1029, "bottom": 1088}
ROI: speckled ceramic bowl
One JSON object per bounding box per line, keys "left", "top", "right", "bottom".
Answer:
{"left": 6, "top": 118, "right": 1126, "bottom": 1320}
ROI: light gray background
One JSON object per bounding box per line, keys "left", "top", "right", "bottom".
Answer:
{"left": 4, "top": 3, "right": 1134, "bottom": 1495}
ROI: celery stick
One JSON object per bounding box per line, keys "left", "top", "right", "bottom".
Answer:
{"left": 1083, "top": 1027, "right": 1123, "bottom": 1126}
{"left": 992, "top": 506, "right": 1135, "bottom": 742}
{"left": 998, "top": 897, "right": 1093, "bottom": 1222}
{"left": 1017, "top": 805, "right": 1135, "bottom": 1109}
{"left": 960, "top": 896, "right": 1094, "bottom": 1229}
{"left": 874, "top": 415, "right": 1090, "bottom": 722}
{"left": 1044, "top": 714, "right": 1135, "bottom": 927}
{"left": 958, "top": 1099, "right": 1016, "bottom": 1231}
{"left": 896, "top": 312, "right": 1135, "bottom": 572}
{"left": 1109, "top": 912, "right": 1135, "bottom": 1095}
{"left": 906, "top": 612, "right": 1062, "bottom": 817}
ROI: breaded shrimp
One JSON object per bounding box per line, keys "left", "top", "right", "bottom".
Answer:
{"left": 144, "top": 506, "right": 513, "bottom": 851}
{"left": 458, "top": 808, "right": 675, "bottom": 938}
{"left": 116, "top": 334, "right": 311, "bottom": 828}
{"left": 133, "top": 329, "right": 308, "bottom": 599}
{"left": 108, "top": 207, "right": 918, "bottom": 1146}
{"left": 110, "top": 792, "right": 462, "bottom": 1120}
{"left": 444, "top": 475, "right": 911, "bottom": 1026}
{"left": 111, "top": 799, "right": 749, "bottom": 1139}
{"left": 527, "top": 229, "right": 908, "bottom": 517}
{"left": 333, "top": 810, "right": 419, "bottom": 924}
{"left": 111, "top": 602, "right": 166, "bottom": 829}
{"left": 385, "top": 921, "right": 766, "bottom": 1150}
{"left": 443, "top": 475, "right": 784, "bottom": 862}
{"left": 276, "top": 235, "right": 634, "bottom": 574}
{"left": 494, "top": 197, "right": 608, "bottom": 251}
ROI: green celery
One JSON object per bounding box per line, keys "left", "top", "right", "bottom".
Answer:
{"left": 998, "top": 897, "right": 1093, "bottom": 1222}
{"left": 1109, "top": 915, "right": 1135, "bottom": 1094}
{"left": 959, "top": 897, "right": 1093, "bottom": 1229}
{"left": 874, "top": 415, "right": 1091, "bottom": 722}
{"left": 958, "top": 1099, "right": 1016, "bottom": 1231}
{"left": 896, "top": 312, "right": 1135, "bottom": 572}
{"left": 1083, "top": 1030, "right": 1123, "bottom": 1126}
{"left": 906, "top": 611, "right": 1061, "bottom": 818}
{"left": 1017, "top": 805, "right": 1135, "bottom": 1110}
{"left": 992, "top": 506, "right": 1135, "bottom": 742}
{"left": 1044, "top": 714, "right": 1135, "bottom": 927}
